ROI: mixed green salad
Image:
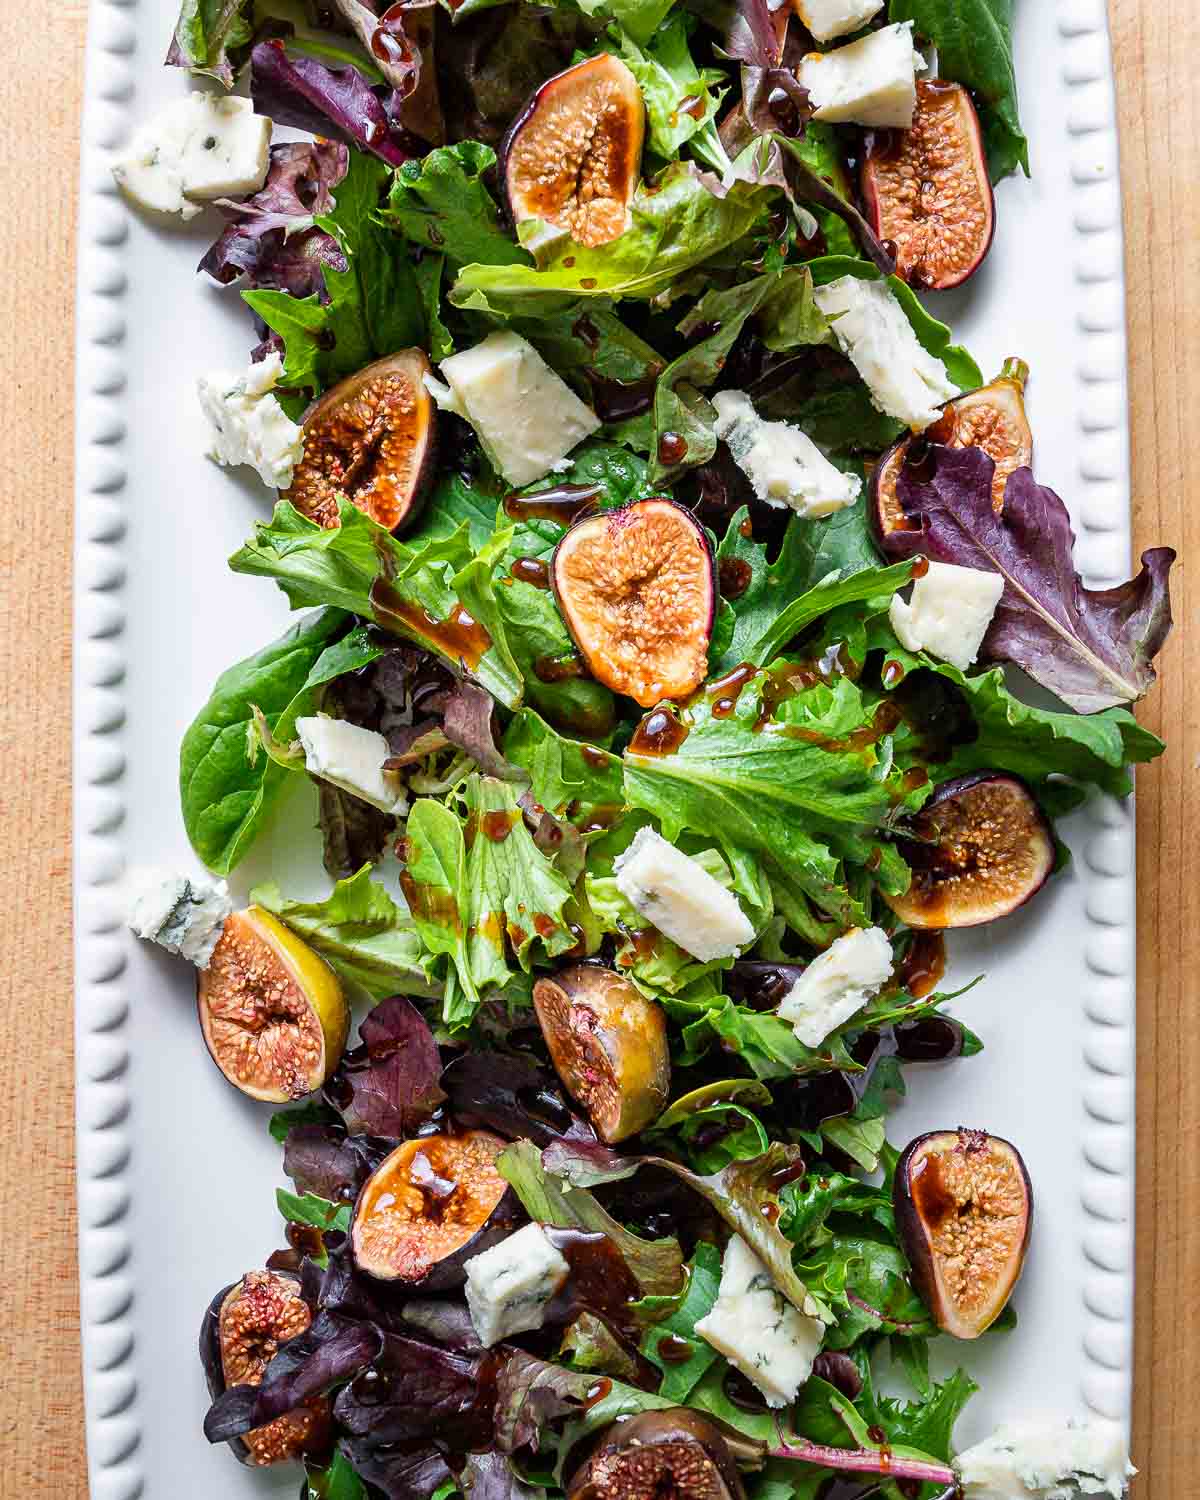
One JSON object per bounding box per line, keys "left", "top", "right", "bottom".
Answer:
{"left": 118, "top": 0, "right": 1172, "bottom": 1495}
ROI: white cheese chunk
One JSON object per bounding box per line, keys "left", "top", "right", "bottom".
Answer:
{"left": 798, "top": 22, "right": 921, "bottom": 128}
{"left": 813, "top": 274, "right": 958, "bottom": 431}
{"left": 112, "top": 93, "right": 271, "bottom": 221}
{"left": 713, "top": 390, "right": 862, "bottom": 517}
{"left": 888, "top": 560, "right": 1005, "bottom": 672}
{"left": 198, "top": 352, "right": 305, "bottom": 490}
{"left": 793, "top": 0, "right": 884, "bottom": 44}
{"left": 778, "top": 926, "right": 893, "bottom": 1046}
{"left": 957, "top": 1418, "right": 1135, "bottom": 1499}
{"left": 128, "top": 870, "right": 232, "bottom": 969}
{"left": 464, "top": 1223, "right": 570, "bottom": 1347}
{"left": 695, "top": 1235, "right": 824, "bottom": 1408}
{"left": 613, "top": 827, "right": 754, "bottom": 963}
{"left": 295, "top": 716, "right": 407, "bottom": 815}
{"left": 425, "top": 332, "right": 600, "bottom": 487}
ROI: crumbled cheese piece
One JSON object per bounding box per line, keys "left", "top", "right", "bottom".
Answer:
{"left": 613, "top": 827, "right": 754, "bottom": 963}
{"left": 888, "top": 560, "right": 1005, "bottom": 672}
{"left": 128, "top": 870, "right": 233, "bottom": 968}
{"left": 793, "top": 0, "right": 884, "bottom": 44}
{"left": 112, "top": 93, "right": 271, "bottom": 221}
{"left": 464, "top": 1223, "right": 570, "bottom": 1346}
{"left": 712, "top": 390, "right": 862, "bottom": 517}
{"left": 777, "top": 926, "right": 894, "bottom": 1046}
{"left": 798, "top": 22, "right": 922, "bottom": 128}
{"left": 957, "top": 1417, "right": 1135, "bottom": 1499}
{"left": 198, "top": 353, "right": 305, "bottom": 490}
{"left": 295, "top": 716, "right": 407, "bottom": 815}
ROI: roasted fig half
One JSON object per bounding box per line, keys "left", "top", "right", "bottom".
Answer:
{"left": 197, "top": 907, "right": 350, "bottom": 1102}
{"left": 351, "top": 1131, "right": 517, "bottom": 1288}
{"left": 199, "top": 1269, "right": 332, "bottom": 1466}
{"left": 533, "top": 964, "right": 671, "bottom": 1143}
{"left": 552, "top": 499, "right": 715, "bottom": 707}
{"left": 568, "top": 1409, "right": 750, "bottom": 1500}
{"left": 503, "top": 53, "right": 645, "bottom": 249}
{"left": 872, "top": 358, "right": 1031, "bottom": 538}
{"left": 284, "top": 349, "right": 437, "bottom": 532}
{"left": 882, "top": 772, "right": 1055, "bottom": 929}
{"left": 894, "top": 1128, "right": 1033, "bottom": 1338}
{"left": 862, "top": 80, "right": 995, "bottom": 292}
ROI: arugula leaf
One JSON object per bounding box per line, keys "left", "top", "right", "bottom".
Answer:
{"left": 383, "top": 142, "right": 530, "bottom": 266}
{"left": 615, "top": 17, "right": 727, "bottom": 161}
{"left": 633, "top": 1241, "right": 723, "bottom": 1400}
{"left": 167, "top": 0, "right": 252, "bottom": 86}
{"left": 276, "top": 1187, "right": 351, "bottom": 1233}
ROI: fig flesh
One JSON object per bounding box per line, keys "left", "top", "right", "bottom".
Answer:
{"left": 894, "top": 1128, "right": 1032, "bottom": 1338}
{"left": 351, "top": 1130, "right": 515, "bottom": 1288}
{"left": 503, "top": 53, "right": 645, "bottom": 249}
{"left": 882, "top": 772, "right": 1055, "bottom": 929}
{"left": 285, "top": 349, "right": 437, "bottom": 532}
{"left": 862, "top": 80, "right": 995, "bottom": 292}
{"left": 200, "top": 1270, "right": 332, "bottom": 1467}
{"left": 197, "top": 907, "right": 349, "bottom": 1103}
{"left": 533, "top": 964, "right": 671, "bottom": 1143}
{"left": 568, "top": 1409, "right": 749, "bottom": 1500}
{"left": 872, "top": 357, "right": 1031, "bottom": 538}
{"left": 552, "top": 499, "right": 715, "bottom": 707}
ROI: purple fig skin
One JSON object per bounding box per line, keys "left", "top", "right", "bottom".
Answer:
{"left": 894, "top": 1128, "right": 1033, "bottom": 1339}
{"left": 884, "top": 771, "right": 1056, "bottom": 930}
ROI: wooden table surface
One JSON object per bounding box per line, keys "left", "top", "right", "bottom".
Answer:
{"left": 1, "top": 0, "right": 1195, "bottom": 1492}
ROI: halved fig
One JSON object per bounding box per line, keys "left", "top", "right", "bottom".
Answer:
{"left": 894, "top": 1128, "right": 1033, "bottom": 1338}
{"left": 862, "top": 80, "right": 995, "bottom": 292}
{"left": 199, "top": 1270, "right": 332, "bottom": 1467}
{"left": 883, "top": 772, "right": 1055, "bottom": 930}
{"left": 533, "top": 964, "right": 671, "bottom": 1143}
{"left": 872, "top": 358, "right": 1032, "bottom": 539}
{"left": 351, "top": 1131, "right": 517, "bottom": 1288}
{"left": 197, "top": 908, "right": 349, "bottom": 1103}
{"left": 503, "top": 54, "right": 645, "bottom": 249}
{"left": 284, "top": 349, "right": 437, "bottom": 533}
{"left": 552, "top": 499, "right": 715, "bottom": 707}
{"left": 568, "top": 1409, "right": 750, "bottom": 1500}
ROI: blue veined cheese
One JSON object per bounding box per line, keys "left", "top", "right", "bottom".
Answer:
{"left": 888, "top": 560, "right": 1005, "bottom": 672}
{"left": 813, "top": 274, "right": 958, "bottom": 431}
{"left": 112, "top": 93, "right": 271, "bottom": 221}
{"left": 464, "top": 1223, "right": 571, "bottom": 1347}
{"left": 128, "top": 870, "right": 232, "bottom": 968}
{"left": 613, "top": 827, "right": 755, "bottom": 963}
{"left": 295, "top": 716, "right": 407, "bottom": 815}
{"left": 424, "top": 332, "right": 601, "bottom": 487}
{"left": 712, "top": 391, "right": 862, "bottom": 518}
{"left": 792, "top": 0, "right": 884, "bottom": 43}
{"left": 694, "top": 1235, "right": 824, "bottom": 1407}
{"left": 198, "top": 353, "right": 304, "bottom": 490}
{"left": 777, "top": 926, "right": 893, "bottom": 1046}
{"left": 798, "top": 22, "right": 922, "bottom": 128}
{"left": 957, "top": 1417, "right": 1135, "bottom": 1499}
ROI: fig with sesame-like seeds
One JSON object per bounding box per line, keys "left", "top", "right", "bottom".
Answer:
{"left": 568, "top": 1409, "right": 750, "bottom": 1500}
{"left": 197, "top": 907, "right": 349, "bottom": 1102}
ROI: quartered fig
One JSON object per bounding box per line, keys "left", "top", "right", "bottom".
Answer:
{"left": 199, "top": 1270, "right": 332, "bottom": 1467}
{"left": 872, "top": 358, "right": 1032, "bottom": 538}
{"left": 882, "top": 772, "right": 1055, "bottom": 929}
{"left": 552, "top": 499, "right": 715, "bottom": 707}
{"left": 503, "top": 53, "right": 645, "bottom": 249}
{"left": 894, "top": 1128, "right": 1032, "bottom": 1338}
{"left": 285, "top": 349, "right": 437, "bottom": 532}
{"left": 533, "top": 964, "right": 671, "bottom": 1143}
{"left": 568, "top": 1409, "right": 750, "bottom": 1500}
{"left": 351, "top": 1131, "right": 517, "bottom": 1288}
{"left": 862, "top": 80, "right": 995, "bottom": 291}
{"left": 197, "top": 908, "right": 350, "bottom": 1102}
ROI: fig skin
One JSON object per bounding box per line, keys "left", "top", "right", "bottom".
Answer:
{"left": 351, "top": 1130, "right": 519, "bottom": 1289}
{"left": 533, "top": 965, "right": 671, "bottom": 1143}
{"left": 893, "top": 1128, "right": 1033, "bottom": 1339}
{"left": 197, "top": 907, "right": 350, "bottom": 1103}
{"left": 199, "top": 1269, "right": 332, "bottom": 1467}
{"left": 871, "top": 357, "right": 1032, "bottom": 542}
{"left": 861, "top": 80, "right": 995, "bottom": 292}
{"left": 568, "top": 1409, "right": 750, "bottom": 1500}
{"left": 552, "top": 498, "right": 716, "bottom": 708}
{"left": 284, "top": 349, "right": 437, "bottom": 534}
{"left": 882, "top": 772, "right": 1056, "bottom": 930}
{"left": 503, "top": 53, "right": 645, "bottom": 250}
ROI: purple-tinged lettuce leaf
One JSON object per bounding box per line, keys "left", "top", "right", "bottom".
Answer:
{"left": 493, "top": 1350, "right": 672, "bottom": 1456}
{"left": 282, "top": 1123, "right": 391, "bottom": 1201}
{"left": 330, "top": 0, "right": 445, "bottom": 144}
{"left": 333, "top": 1330, "right": 499, "bottom": 1447}
{"left": 720, "top": 0, "right": 813, "bottom": 141}
{"left": 316, "top": 781, "right": 396, "bottom": 881}
{"left": 894, "top": 444, "right": 1176, "bottom": 712}
{"left": 324, "top": 995, "right": 446, "bottom": 1137}
{"left": 456, "top": 1452, "right": 546, "bottom": 1500}
{"left": 167, "top": 0, "right": 254, "bottom": 87}
{"left": 440, "top": 1051, "right": 590, "bottom": 1145}
{"left": 251, "top": 40, "right": 414, "bottom": 167}
{"left": 337, "top": 1439, "right": 453, "bottom": 1500}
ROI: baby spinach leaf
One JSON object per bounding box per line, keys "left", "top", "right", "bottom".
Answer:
{"left": 634, "top": 1241, "right": 723, "bottom": 1400}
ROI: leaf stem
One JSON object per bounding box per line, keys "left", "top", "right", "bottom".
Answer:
{"left": 768, "top": 1437, "right": 956, "bottom": 1486}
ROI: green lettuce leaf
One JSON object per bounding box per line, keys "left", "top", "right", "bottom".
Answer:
{"left": 168, "top": 0, "right": 252, "bottom": 86}
{"left": 383, "top": 142, "right": 530, "bottom": 266}
{"left": 503, "top": 708, "right": 625, "bottom": 820}
{"left": 633, "top": 1241, "right": 723, "bottom": 1400}
{"left": 574, "top": 0, "right": 678, "bottom": 45}
{"left": 615, "top": 16, "right": 726, "bottom": 160}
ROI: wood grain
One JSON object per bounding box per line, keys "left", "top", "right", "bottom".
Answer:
{"left": 0, "top": 1, "right": 1193, "bottom": 1494}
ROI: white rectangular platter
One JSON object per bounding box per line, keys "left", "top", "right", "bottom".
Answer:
{"left": 74, "top": 1, "right": 1138, "bottom": 1495}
